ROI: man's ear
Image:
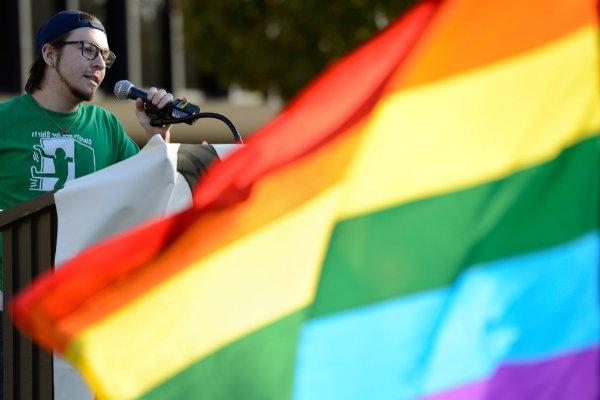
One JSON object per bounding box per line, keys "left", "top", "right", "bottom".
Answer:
{"left": 41, "top": 44, "right": 58, "bottom": 68}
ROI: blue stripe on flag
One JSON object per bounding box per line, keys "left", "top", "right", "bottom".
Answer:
{"left": 293, "top": 232, "right": 600, "bottom": 400}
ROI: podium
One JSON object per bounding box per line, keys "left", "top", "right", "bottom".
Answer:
{"left": 0, "top": 192, "right": 56, "bottom": 400}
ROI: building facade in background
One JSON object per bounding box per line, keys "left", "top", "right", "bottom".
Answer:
{"left": 0, "top": 0, "right": 188, "bottom": 96}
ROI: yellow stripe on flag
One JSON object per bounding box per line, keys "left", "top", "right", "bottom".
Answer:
{"left": 67, "top": 185, "right": 344, "bottom": 400}
{"left": 340, "top": 26, "right": 600, "bottom": 219}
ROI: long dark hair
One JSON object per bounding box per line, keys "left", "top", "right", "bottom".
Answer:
{"left": 24, "top": 38, "right": 66, "bottom": 94}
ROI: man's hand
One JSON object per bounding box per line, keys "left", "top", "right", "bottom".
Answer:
{"left": 135, "top": 87, "right": 174, "bottom": 143}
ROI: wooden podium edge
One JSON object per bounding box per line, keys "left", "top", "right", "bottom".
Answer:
{"left": 0, "top": 192, "right": 56, "bottom": 229}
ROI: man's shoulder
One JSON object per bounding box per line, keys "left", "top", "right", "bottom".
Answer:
{"left": 0, "top": 93, "right": 28, "bottom": 112}
{"left": 0, "top": 94, "right": 30, "bottom": 129}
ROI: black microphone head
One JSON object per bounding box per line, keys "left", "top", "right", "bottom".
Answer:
{"left": 114, "top": 80, "right": 133, "bottom": 99}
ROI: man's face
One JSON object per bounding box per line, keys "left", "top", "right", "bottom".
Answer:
{"left": 55, "top": 27, "right": 110, "bottom": 101}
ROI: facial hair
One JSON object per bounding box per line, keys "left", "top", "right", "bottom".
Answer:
{"left": 56, "top": 54, "right": 94, "bottom": 102}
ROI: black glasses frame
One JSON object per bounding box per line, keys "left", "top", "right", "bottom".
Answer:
{"left": 58, "top": 40, "right": 116, "bottom": 68}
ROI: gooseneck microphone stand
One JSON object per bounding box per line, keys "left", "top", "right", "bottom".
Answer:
{"left": 149, "top": 112, "right": 244, "bottom": 144}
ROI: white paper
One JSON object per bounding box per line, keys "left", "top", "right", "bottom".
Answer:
{"left": 52, "top": 135, "right": 193, "bottom": 400}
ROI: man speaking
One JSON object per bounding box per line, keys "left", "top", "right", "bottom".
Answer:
{"left": 0, "top": 10, "right": 176, "bottom": 399}
{"left": 0, "top": 10, "right": 174, "bottom": 209}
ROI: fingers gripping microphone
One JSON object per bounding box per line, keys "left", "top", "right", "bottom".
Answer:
{"left": 114, "top": 80, "right": 200, "bottom": 125}
{"left": 114, "top": 80, "right": 244, "bottom": 143}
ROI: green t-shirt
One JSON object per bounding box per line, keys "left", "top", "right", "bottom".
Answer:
{"left": 0, "top": 93, "right": 140, "bottom": 291}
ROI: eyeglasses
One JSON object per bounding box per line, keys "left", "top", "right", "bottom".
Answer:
{"left": 58, "top": 40, "right": 116, "bottom": 68}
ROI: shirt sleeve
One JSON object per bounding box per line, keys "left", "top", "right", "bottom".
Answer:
{"left": 118, "top": 134, "right": 140, "bottom": 162}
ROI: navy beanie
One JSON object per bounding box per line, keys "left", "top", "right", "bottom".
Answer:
{"left": 35, "top": 10, "right": 106, "bottom": 56}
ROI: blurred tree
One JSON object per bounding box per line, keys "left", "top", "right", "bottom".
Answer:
{"left": 182, "top": 0, "right": 418, "bottom": 100}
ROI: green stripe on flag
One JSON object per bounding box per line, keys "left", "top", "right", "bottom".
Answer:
{"left": 140, "top": 310, "right": 306, "bottom": 400}
{"left": 312, "top": 135, "right": 599, "bottom": 319}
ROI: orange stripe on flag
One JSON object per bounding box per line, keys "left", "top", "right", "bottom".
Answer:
{"left": 385, "top": 0, "right": 597, "bottom": 91}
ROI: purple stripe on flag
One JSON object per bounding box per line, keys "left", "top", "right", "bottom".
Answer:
{"left": 424, "top": 346, "right": 599, "bottom": 400}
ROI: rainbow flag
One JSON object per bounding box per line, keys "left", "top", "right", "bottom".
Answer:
{"left": 11, "top": 0, "right": 600, "bottom": 398}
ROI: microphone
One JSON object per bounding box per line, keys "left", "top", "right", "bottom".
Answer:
{"left": 114, "top": 80, "right": 200, "bottom": 124}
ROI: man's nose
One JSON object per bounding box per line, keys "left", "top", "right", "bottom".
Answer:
{"left": 92, "top": 52, "right": 106, "bottom": 69}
